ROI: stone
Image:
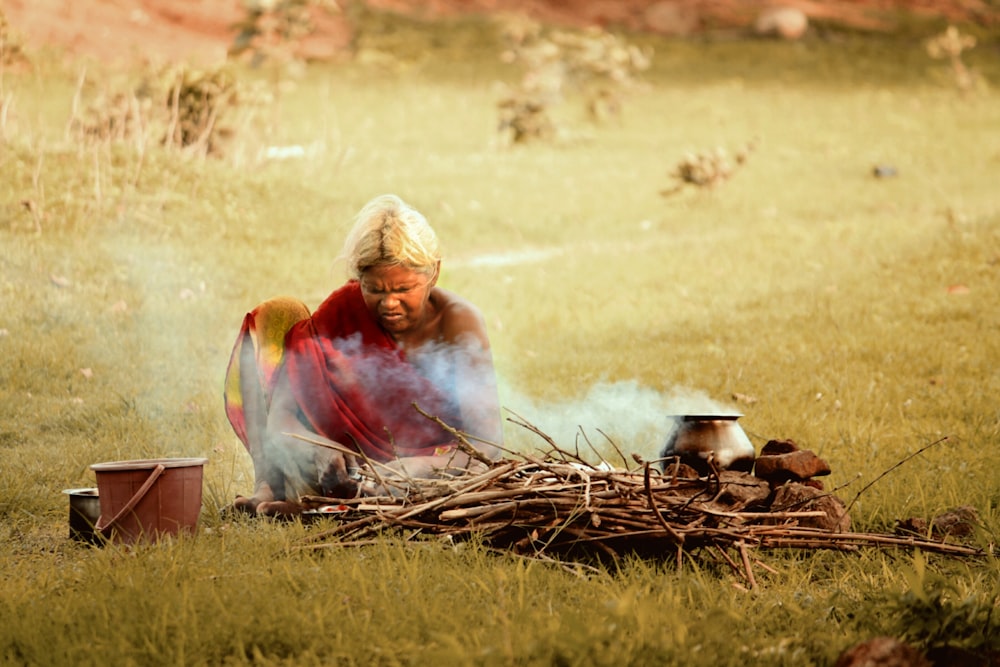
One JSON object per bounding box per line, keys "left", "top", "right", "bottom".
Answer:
{"left": 643, "top": 1, "right": 699, "bottom": 36}
{"left": 760, "top": 438, "right": 800, "bottom": 456}
{"left": 771, "top": 482, "right": 850, "bottom": 532}
{"left": 834, "top": 636, "right": 930, "bottom": 667}
{"left": 897, "top": 506, "right": 979, "bottom": 539}
{"left": 714, "top": 470, "right": 772, "bottom": 509}
{"left": 754, "top": 449, "right": 831, "bottom": 484}
{"left": 931, "top": 505, "right": 979, "bottom": 538}
{"left": 754, "top": 7, "right": 809, "bottom": 41}
{"left": 662, "top": 460, "right": 700, "bottom": 479}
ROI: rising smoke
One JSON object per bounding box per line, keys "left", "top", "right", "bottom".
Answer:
{"left": 498, "top": 379, "right": 739, "bottom": 464}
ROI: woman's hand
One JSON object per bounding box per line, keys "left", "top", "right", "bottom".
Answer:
{"left": 358, "top": 448, "right": 491, "bottom": 497}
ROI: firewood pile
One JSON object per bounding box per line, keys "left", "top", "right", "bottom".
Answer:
{"left": 295, "top": 422, "right": 983, "bottom": 577}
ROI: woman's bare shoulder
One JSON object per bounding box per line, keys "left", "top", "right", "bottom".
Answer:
{"left": 431, "top": 287, "right": 488, "bottom": 345}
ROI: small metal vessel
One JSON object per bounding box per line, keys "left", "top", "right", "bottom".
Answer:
{"left": 63, "top": 487, "right": 102, "bottom": 544}
{"left": 659, "top": 414, "right": 755, "bottom": 474}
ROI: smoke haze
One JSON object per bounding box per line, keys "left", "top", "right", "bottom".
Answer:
{"left": 498, "top": 380, "right": 739, "bottom": 463}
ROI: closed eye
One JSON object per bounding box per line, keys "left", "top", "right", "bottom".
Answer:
{"left": 363, "top": 284, "right": 416, "bottom": 296}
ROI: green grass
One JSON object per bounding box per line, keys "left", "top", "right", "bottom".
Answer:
{"left": 2, "top": 14, "right": 999, "bottom": 666}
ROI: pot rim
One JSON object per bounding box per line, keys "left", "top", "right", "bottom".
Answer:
{"left": 89, "top": 457, "right": 209, "bottom": 472}
{"left": 63, "top": 487, "right": 99, "bottom": 496}
{"left": 667, "top": 414, "right": 743, "bottom": 421}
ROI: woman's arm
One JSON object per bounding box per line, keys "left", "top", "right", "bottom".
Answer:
{"left": 437, "top": 294, "right": 504, "bottom": 460}
{"left": 265, "top": 369, "right": 356, "bottom": 498}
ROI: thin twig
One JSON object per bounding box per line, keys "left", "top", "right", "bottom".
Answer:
{"left": 411, "top": 402, "right": 494, "bottom": 466}
{"left": 845, "top": 436, "right": 949, "bottom": 514}
{"left": 285, "top": 432, "right": 392, "bottom": 490}
{"left": 596, "top": 427, "right": 631, "bottom": 471}
{"left": 738, "top": 541, "right": 757, "bottom": 590}
{"left": 713, "top": 544, "right": 744, "bottom": 579}
{"left": 643, "top": 462, "right": 685, "bottom": 545}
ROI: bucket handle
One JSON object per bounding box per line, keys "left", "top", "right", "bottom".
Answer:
{"left": 94, "top": 464, "right": 166, "bottom": 537}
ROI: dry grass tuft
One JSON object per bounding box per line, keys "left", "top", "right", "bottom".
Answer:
{"left": 67, "top": 63, "right": 270, "bottom": 156}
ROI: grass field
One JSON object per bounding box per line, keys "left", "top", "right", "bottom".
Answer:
{"left": 2, "top": 13, "right": 999, "bottom": 666}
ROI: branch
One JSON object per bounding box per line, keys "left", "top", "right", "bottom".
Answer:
{"left": 411, "top": 402, "right": 495, "bottom": 466}
{"left": 844, "top": 436, "right": 949, "bottom": 514}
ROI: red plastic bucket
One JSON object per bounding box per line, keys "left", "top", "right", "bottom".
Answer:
{"left": 90, "top": 457, "right": 208, "bottom": 544}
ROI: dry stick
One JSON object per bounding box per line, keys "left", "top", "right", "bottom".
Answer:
{"left": 700, "top": 508, "right": 829, "bottom": 520}
{"left": 440, "top": 501, "right": 519, "bottom": 521}
{"left": 552, "top": 524, "right": 621, "bottom": 562}
{"left": 519, "top": 506, "right": 617, "bottom": 560}
{"left": 436, "top": 488, "right": 579, "bottom": 519}
{"left": 306, "top": 539, "right": 386, "bottom": 550}
{"left": 585, "top": 510, "right": 662, "bottom": 532}
{"left": 386, "top": 517, "right": 469, "bottom": 533}
{"left": 485, "top": 547, "right": 604, "bottom": 578}
{"left": 579, "top": 467, "right": 593, "bottom": 512}
{"left": 567, "top": 528, "right": 671, "bottom": 542}
{"left": 750, "top": 528, "right": 982, "bottom": 556}
{"left": 737, "top": 541, "right": 757, "bottom": 590}
{"left": 285, "top": 432, "right": 394, "bottom": 491}
{"left": 571, "top": 431, "right": 585, "bottom": 463}
{"left": 468, "top": 503, "right": 526, "bottom": 525}
{"left": 310, "top": 465, "right": 512, "bottom": 533}
{"left": 713, "top": 544, "right": 746, "bottom": 581}
{"left": 830, "top": 472, "right": 863, "bottom": 495}
{"left": 301, "top": 514, "right": 385, "bottom": 543}
{"left": 378, "top": 428, "right": 432, "bottom": 503}
{"left": 643, "top": 462, "right": 685, "bottom": 545}
{"left": 673, "top": 525, "right": 759, "bottom": 545}
{"left": 505, "top": 410, "right": 561, "bottom": 452}
{"left": 439, "top": 484, "right": 572, "bottom": 509}
{"left": 844, "top": 436, "right": 949, "bottom": 514}
{"left": 577, "top": 428, "right": 615, "bottom": 471}
{"left": 442, "top": 492, "right": 660, "bottom": 527}
{"left": 532, "top": 439, "right": 590, "bottom": 467}
{"left": 411, "top": 402, "right": 495, "bottom": 466}
{"left": 754, "top": 559, "right": 780, "bottom": 576}
{"left": 393, "top": 462, "right": 521, "bottom": 521}
{"left": 595, "top": 427, "right": 632, "bottom": 471}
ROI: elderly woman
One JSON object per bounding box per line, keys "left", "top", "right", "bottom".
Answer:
{"left": 224, "top": 194, "right": 503, "bottom": 516}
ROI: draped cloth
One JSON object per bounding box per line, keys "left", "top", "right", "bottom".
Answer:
{"left": 224, "top": 281, "right": 457, "bottom": 463}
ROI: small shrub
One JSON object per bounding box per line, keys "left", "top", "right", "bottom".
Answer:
{"left": 67, "top": 64, "right": 271, "bottom": 157}
{"left": 0, "top": 10, "right": 28, "bottom": 68}
{"left": 230, "top": 0, "right": 340, "bottom": 67}
{"left": 495, "top": 15, "right": 652, "bottom": 144}
{"left": 662, "top": 141, "right": 756, "bottom": 195}
{"left": 925, "top": 25, "right": 983, "bottom": 93}
{"left": 496, "top": 93, "right": 555, "bottom": 145}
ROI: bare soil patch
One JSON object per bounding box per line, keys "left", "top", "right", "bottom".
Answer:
{"left": 3, "top": 0, "right": 994, "bottom": 68}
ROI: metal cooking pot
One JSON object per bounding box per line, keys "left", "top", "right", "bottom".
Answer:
{"left": 63, "top": 487, "right": 102, "bottom": 544}
{"left": 659, "top": 414, "right": 755, "bottom": 474}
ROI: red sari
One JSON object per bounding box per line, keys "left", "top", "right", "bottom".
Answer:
{"left": 225, "top": 281, "right": 457, "bottom": 462}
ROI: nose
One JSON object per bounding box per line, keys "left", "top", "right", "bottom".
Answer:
{"left": 382, "top": 293, "right": 400, "bottom": 309}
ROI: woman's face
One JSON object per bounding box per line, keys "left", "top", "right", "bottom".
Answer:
{"left": 359, "top": 264, "right": 437, "bottom": 337}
